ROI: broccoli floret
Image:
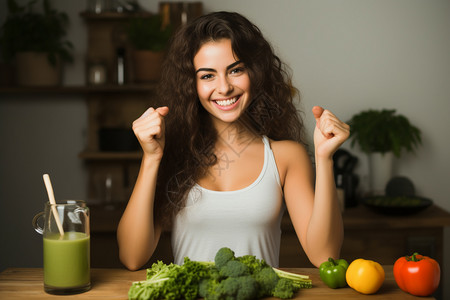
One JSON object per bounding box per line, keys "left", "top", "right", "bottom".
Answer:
{"left": 219, "top": 277, "right": 240, "bottom": 296}
{"left": 236, "top": 254, "right": 270, "bottom": 274}
{"left": 214, "top": 247, "right": 236, "bottom": 269}
{"left": 253, "top": 266, "right": 279, "bottom": 298}
{"left": 272, "top": 278, "right": 299, "bottom": 299}
{"left": 236, "top": 251, "right": 312, "bottom": 298}
{"left": 219, "top": 260, "right": 250, "bottom": 277}
{"left": 200, "top": 270, "right": 258, "bottom": 300}
{"left": 235, "top": 275, "right": 258, "bottom": 300}
{"left": 213, "top": 276, "right": 258, "bottom": 300}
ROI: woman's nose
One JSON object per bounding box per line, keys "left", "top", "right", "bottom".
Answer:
{"left": 217, "top": 76, "right": 233, "bottom": 94}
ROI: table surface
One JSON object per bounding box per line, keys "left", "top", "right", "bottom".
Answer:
{"left": 0, "top": 266, "right": 435, "bottom": 299}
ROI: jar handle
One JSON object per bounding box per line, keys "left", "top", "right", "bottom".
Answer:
{"left": 75, "top": 207, "right": 90, "bottom": 235}
{"left": 32, "top": 212, "right": 45, "bottom": 235}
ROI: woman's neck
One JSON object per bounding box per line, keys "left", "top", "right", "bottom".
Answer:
{"left": 213, "top": 119, "right": 260, "bottom": 150}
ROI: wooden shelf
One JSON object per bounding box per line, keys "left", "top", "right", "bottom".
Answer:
{"left": 80, "top": 11, "right": 154, "bottom": 20}
{"left": 342, "top": 204, "right": 450, "bottom": 229}
{"left": 0, "top": 84, "right": 157, "bottom": 95}
{"left": 79, "top": 150, "right": 142, "bottom": 160}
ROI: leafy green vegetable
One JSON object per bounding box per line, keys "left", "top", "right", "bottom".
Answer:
{"left": 128, "top": 247, "right": 312, "bottom": 300}
{"left": 273, "top": 268, "right": 313, "bottom": 289}
{"left": 128, "top": 258, "right": 213, "bottom": 300}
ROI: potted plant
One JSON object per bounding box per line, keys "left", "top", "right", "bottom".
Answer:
{"left": 0, "top": 0, "right": 73, "bottom": 86}
{"left": 347, "top": 109, "right": 422, "bottom": 195}
{"left": 126, "top": 14, "right": 172, "bottom": 82}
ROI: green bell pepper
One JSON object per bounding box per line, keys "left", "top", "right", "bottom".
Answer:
{"left": 319, "top": 257, "right": 349, "bottom": 289}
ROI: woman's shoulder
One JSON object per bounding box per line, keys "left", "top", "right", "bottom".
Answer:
{"left": 269, "top": 139, "right": 309, "bottom": 158}
{"left": 268, "top": 139, "right": 312, "bottom": 184}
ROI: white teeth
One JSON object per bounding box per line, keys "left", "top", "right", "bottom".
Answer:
{"left": 215, "top": 97, "right": 237, "bottom": 106}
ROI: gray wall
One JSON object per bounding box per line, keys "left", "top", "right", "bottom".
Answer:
{"left": 1, "top": 0, "right": 449, "bottom": 298}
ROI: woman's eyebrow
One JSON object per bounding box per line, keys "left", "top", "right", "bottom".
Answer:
{"left": 195, "top": 60, "right": 242, "bottom": 74}
{"left": 195, "top": 67, "right": 215, "bottom": 74}
{"left": 226, "top": 60, "right": 242, "bottom": 71}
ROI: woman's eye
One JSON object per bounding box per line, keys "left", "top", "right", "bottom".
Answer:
{"left": 200, "top": 73, "right": 214, "bottom": 80}
{"left": 230, "top": 67, "right": 244, "bottom": 75}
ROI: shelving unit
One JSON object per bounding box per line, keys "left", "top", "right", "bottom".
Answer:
{"left": 78, "top": 11, "right": 162, "bottom": 268}
{"left": 77, "top": 11, "right": 162, "bottom": 207}
{"left": 0, "top": 83, "right": 156, "bottom": 94}
{"left": 1, "top": 6, "right": 201, "bottom": 268}
{"left": 0, "top": 84, "right": 151, "bottom": 204}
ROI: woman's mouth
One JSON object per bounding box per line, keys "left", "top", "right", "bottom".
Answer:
{"left": 213, "top": 96, "right": 240, "bottom": 110}
{"left": 215, "top": 97, "right": 238, "bottom": 106}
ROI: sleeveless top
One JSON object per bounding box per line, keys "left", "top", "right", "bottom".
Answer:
{"left": 171, "top": 136, "right": 285, "bottom": 267}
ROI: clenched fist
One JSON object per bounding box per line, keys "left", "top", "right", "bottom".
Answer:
{"left": 132, "top": 106, "right": 170, "bottom": 161}
{"left": 312, "top": 106, "right": 350, "bottom": 159}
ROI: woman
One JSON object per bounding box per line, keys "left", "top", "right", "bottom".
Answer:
{"left": 117, "top": 11, "right": 349, "bottom": 271}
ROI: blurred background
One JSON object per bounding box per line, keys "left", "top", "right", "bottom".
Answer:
{"left": 0, "top": 0, "right": 449, "bottom": 298}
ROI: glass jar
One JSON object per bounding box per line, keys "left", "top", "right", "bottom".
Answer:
{"left": 87, "top": 0, "right": 113, "bottom": 14}
{"left": 87, "top": 61, "right": 107, "bottom": 85}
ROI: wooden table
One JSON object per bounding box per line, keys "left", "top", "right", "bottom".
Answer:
{"left": 278, "top": 204, "right": 449, "bottom": 299}
{"left": 0, "top": 266, "right": 434, "bottom": 299}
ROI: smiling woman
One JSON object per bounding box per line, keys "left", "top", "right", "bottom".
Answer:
{"left": 117, "top": 11, "right": 350, "bottom": 271}
{"left": 194, "top": 39, "right": 251, "bottom": 125}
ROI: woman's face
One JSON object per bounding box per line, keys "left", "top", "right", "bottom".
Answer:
{"left": 194, "top": 39, "right": 251, "bottom": 127}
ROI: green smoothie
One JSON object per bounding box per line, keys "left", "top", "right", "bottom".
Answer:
{"left": 43, "top": 231, "right": 90, "bottom": 288}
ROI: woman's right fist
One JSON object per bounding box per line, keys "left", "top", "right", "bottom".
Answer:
{"left": 132, "top": 106, "right": 169, "bottom": 160}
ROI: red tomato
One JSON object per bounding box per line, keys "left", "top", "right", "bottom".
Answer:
{"left": 393, "top": 252, "right": 440, "bottom": 297}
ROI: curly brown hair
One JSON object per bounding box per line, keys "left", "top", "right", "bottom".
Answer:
{"left": 153, "top": 11, "right": 306, "bottom": 229}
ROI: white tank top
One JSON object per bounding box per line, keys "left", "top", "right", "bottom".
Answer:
{"left": 171, "top": 136, "right": 285, "bottom": 267}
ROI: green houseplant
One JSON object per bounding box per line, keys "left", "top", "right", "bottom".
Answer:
{"left": 126, "top": 15, "right": 172, "bottom": 52}
{"left": 348, "top": 109, "right": 422, "bottom": 158}
{"left": 347, "top": 109, "right": 422, "bottom": 195}
{"left": 348, "top": 109, "right": 422, "bottom": 195}
{"left": 0, "top": 0, "right": 73, "bottom": 85}
{"left": 126, "top": 15, "right": 172, "bottom": 82}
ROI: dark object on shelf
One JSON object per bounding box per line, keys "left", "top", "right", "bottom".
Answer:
{"left": 159, "top": 2, "right": 203, "bottom": 31}
{"left": 116, "top": 47, "right": 126, "bottom": 85}
{"left": 98, "top": 128, "right": 139, "bottom": 152}
{"left": 385, "top": 176, "right": 415, "bottom": 197}
{"left": 362, "top": 196, "right": 432, "bottom": 215}
{"left": 333, "top": 149, "right": 359, "bottom": 208}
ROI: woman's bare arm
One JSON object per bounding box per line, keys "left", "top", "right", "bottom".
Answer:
{"left": 117, "top": 157, "right": 162, "bottom": 270}
{"left": 117, "top": 107, "right": 169, "bottom": 270}
{"left": 276, "top": 107, "right": 349, "bottom": 267}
